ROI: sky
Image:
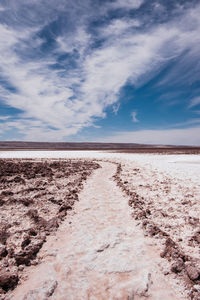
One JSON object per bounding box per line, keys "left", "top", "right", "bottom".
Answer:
{"left": 0, "top": 0, "right": 200, "bottom": 145}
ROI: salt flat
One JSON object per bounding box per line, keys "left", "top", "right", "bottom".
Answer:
{"left": 1, "top": 151, "right": 200, "bottom": 299}
{"left": 0, "top": 150, "right": 199, "bottom": 183}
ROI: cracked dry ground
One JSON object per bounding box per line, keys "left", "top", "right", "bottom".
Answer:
{"left": 1, "top": 161, "right": 187, "bottom": 300}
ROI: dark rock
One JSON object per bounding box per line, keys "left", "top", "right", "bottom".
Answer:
{"left": 1, "top": 191, "right": 13, "bottom": 197}
{"left": 20, "top": 198, "right": 34, "bottom": 207}
{"left": 21, "top": 235, "right": 31, "bottom": 249}
{"left": 59, "top": 204, "right": 72, "bottom": 213}
{"left": 0, "top": 270, "right": 19, "bottom": 291}
{"left": 27, "top": 209, "right": 39, "bottom": 221}
{"left": 135, "top": 210, "right": 146, "bottom": 220}
{"left": 48, "top": 197, "right": 62, "bottom": 205}
{"left": 14, "top": 251, "right": 29, "bottom": 266}
{"left": 163, "top": 270, "right": 169, "bottom": 275}
{"left": 0, "top": 223, "right": 9, "bottom": 245}
{"left": 146, "top": 209, "right": 151, "bottom": 215}
{"left": 7, "top": 248, "right": 14, "bottom": 259}
{"left": 1, "top": 259, "right": 9, "bottom": 267}
{"left": 171, "top": 259, "right": 184, "bottom": 273}
{"left": 0, "top": 246, "right": 7, "bottom": 259}
{"left": 13, "top": 176, "right": 25, "bottom": 184}
{"left": 147, "top": 224, "right": 160, "bottom": 236}
{"left": 160, "top": 237, "right": 177, "bottom": 259}
{"left": 186, "top": 265, "right": 200, "bottom": 281}
{"left": 58, "top": 210, "right": 67, "bottom": 219}
{"left": 28, "top": 228, "right": 38, "bottom": 237}
{"left": 128, "top": 199, "right": 134, "bottom": 206}
{"left": 193, "top": 231, "right": 200, "bottom": 244}
{"left": 187, "top": 216, "right": 199, "bottom": 226}
{"left": 15, "top": 239, "right": 44, "bottom": 266}
{"left": 71, "top": 189, "right": 78, "bottom": 194}
{"left": 0, "top": 197, "right": 5, "bottom": 207}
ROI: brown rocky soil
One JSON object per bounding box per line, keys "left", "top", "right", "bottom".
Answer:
{"left": 6, "top": 162, "right": 184, "bottom": 300}
{"left": 0, "top": 159, "right": 99, "bottom": 295}
{"left": 113, "top": 161, "right": 200, "bottom": 299}
{"left": 0, "top": 154, "right": 199, "bottom": 299}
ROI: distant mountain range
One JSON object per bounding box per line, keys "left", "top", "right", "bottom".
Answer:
{"left": 0, "top": 141, "right": 199, "bottom": 152}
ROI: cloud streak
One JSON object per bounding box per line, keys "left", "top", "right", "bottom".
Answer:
{"left": 188, "top": 97, "right": 200, "bottom": 108}
{"left": 96, "top": 127, "right": 200, "bottom": 146}
{"left": 108, "top": 0, "right": 144, "bottom": 10}
{"left": 0, "top": 0, "right": 200, "bottom": 141}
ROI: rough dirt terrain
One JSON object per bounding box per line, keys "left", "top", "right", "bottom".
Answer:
{"left": 112, "top": 156, "right": 200, "bottom": 299}
{"left": 0, "top": 159, "right": 99, "bottom": 296}
{"left": 5, "top": 162, "right": 186, "bottom": 300}
{"left": 0, "top": 152, "right": 199, "bottom": 299}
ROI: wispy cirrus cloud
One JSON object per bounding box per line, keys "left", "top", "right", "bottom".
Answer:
{"left": 107, "top": 0, "right": 144, "bottom": 10}
{"left": 0, "top": 0, "right": 200, "bottom": 141}
{"left": 0, "top": 116, "right": 10, "bottom": 121}
{"left": 188, "top": 96, "right": 200, "bottom": 108}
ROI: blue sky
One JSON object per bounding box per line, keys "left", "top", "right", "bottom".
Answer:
{"left": 0, "top": 0, "right": 200, "bottom": 145}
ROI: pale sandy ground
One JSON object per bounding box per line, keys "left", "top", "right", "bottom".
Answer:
{"left": 1, "top": 151, "right": 200, "bottom": 299}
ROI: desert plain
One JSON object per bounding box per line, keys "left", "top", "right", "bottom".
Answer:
{"left": 0, "top": 149, "right": 200, "bottom": 299}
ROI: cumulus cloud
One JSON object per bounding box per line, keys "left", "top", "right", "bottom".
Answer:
{"left": 0, "top": 1, "right": 200, "bottom": 141}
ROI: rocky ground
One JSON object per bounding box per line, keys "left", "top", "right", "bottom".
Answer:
{"left": 0, "top": 152, "right": 199, "bottom": 299}
{"left": 4, "top": 162, "right": 185, "bottom": 300}
{"left": 0, "top": 159, "right": 99, "bottom": 296}
{"left": 113, "top": 158, "right": 200, "bottom": 299}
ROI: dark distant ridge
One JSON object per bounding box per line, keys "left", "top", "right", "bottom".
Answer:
{"left": 0, "top": 141, "right": 154, "bottom": 150}
{"left": 0, "top": 141, "right": 200, "bottom": 153}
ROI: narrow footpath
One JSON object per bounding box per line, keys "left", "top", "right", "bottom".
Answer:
{"left": 10, "top": 162, "right": 184, "bottom": 300}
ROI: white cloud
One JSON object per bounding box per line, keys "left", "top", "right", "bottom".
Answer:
{"left": 153, "top": 2, "right": 165, "bottom": 13}
{"left": 169, "top": 118, "right": 200, "bottom": 127}
{"left": 1, "top": 2, "right": 200, "bottom": 141}
{"left": 131, "top": 111, "right": 139, "bottom": 122}
{"left": 188, "top": 96, "right": 200, "bottom": 108}
{"left": 56, "top": 27, "right": 90, "bottom": 56}
{"left": 0, "top": 116, "right": 10, "bottom": 121}
{"left": 96, "top": 127, "right": 200, "bottom": 146}
{"left": 101, "top": 19, "right": 141, "bottom": 37}
{"left": 110, "top": 0, "right": 144, "bottom": 10}
{"left": 113, "top": 103, "right": 120, "bottom": 115}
